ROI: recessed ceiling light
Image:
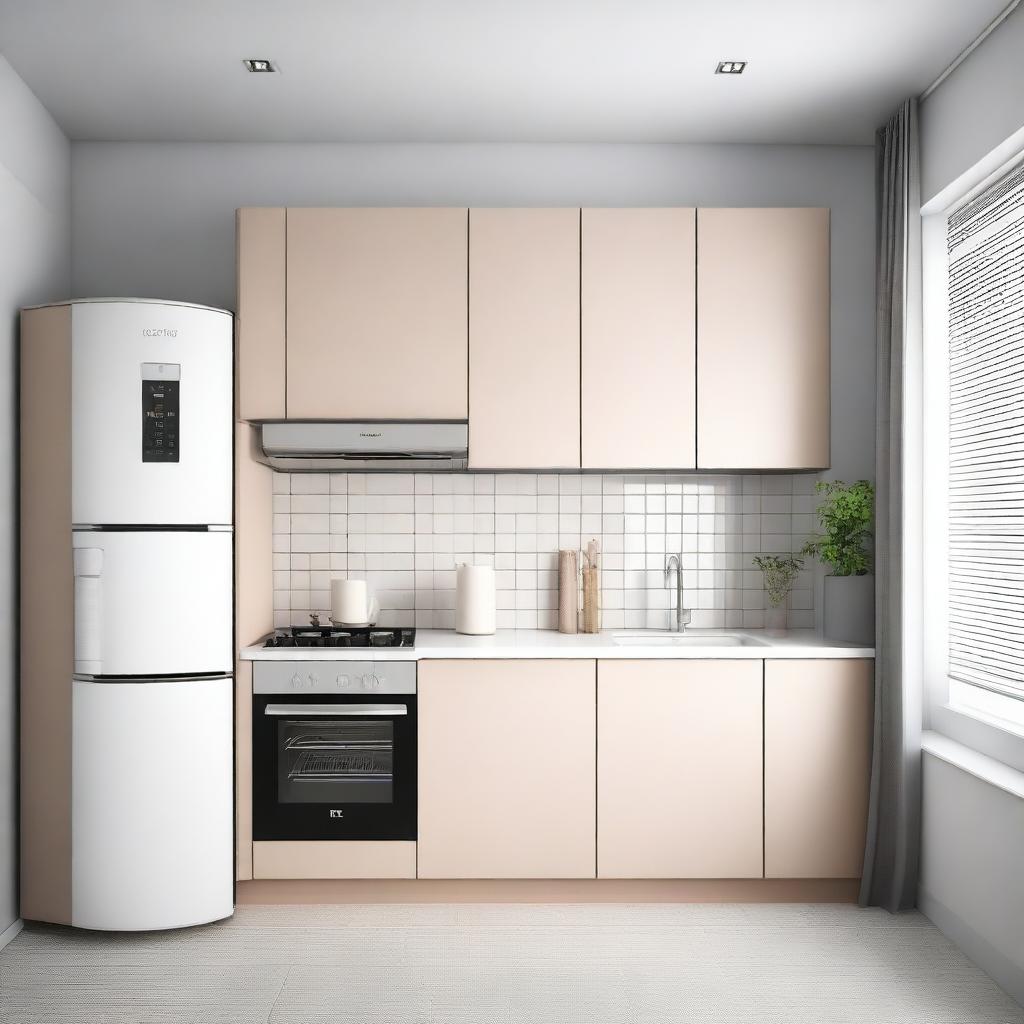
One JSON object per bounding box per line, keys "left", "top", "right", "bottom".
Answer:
{"left": 243, "top": 59, "right": 275, "bottom": 73}
{"left": 715, "top": 61, "right": 747, "bottom": 75}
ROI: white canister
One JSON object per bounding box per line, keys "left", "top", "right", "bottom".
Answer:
{"left": 455, "top": 564, "right": 496, "bottom": 635}
{"left": 330, "top": 578, "right": 379, "bottom": 626}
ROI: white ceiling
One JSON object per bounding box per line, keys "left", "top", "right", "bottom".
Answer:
{"left": 0, "top": 0, "right": 1008, "bottom": 144}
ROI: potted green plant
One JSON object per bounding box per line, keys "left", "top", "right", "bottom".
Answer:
{"left": 752, "top": 555, "right": 803, "bottom": 635}
{"left": 800, "top": 479, "right": 875, "bottom": 644}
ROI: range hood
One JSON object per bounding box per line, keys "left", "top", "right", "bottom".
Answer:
{"left": 259, "top": 421, "right": 468, "bottom": 471}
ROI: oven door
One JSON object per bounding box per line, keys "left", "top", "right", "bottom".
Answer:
{"left": 253, "top": 694, "right": 416, "bottom": 841}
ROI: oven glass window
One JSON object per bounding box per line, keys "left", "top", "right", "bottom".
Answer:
{"left": 277, "top": 718, "right": 394, "bottom": 804}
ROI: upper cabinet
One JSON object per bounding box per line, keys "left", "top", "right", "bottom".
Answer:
{"left": 236, "top": 208, "right": 286, "bottom": 422}
{"left": 236, "top": 205, "right": 832, "bottom": 470}
{"left": 286, "top": 208, "right": 468, "bottom": 420}
{"left": 468, "top": 208, "right": 581, "bottom": 469}
{"left": 581, "top": 208, "right": 696, "bottom": 470}
{"left": 697, "top": 207, "right": 830, "bottom": 470}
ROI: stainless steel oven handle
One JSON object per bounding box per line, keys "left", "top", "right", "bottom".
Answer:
{"left": 264, "top": 703, "right": 408, "bottom": 717}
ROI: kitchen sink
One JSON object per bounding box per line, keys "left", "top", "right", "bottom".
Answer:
{"left": 611, "top": 631, "right": 769, "bottom": 647}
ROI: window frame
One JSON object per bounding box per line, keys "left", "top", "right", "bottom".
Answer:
{"left": 921, "top": 151, "right": 1024, "bottom": 772}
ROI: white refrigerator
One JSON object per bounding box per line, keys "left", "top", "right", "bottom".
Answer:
{"left": 68, "top": 299, "right": 234, "bottom": 930}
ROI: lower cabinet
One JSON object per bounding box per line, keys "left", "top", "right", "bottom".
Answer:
{"left": 250, "top": 656, "right": 870, "bottom": 883}
{"left": 417, "top": 659, "right": 596, "bottom": 878}
{"left": 252, "top": 841, "right": 417, "bottom": 880}
{"left": 597, "top": 660, "right": 764, "bottom": 878}
{"left": 764, "top": 659, "right": 873, "bottom": 878}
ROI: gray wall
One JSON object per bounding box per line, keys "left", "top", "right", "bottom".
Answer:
{"left": 71, "top": 142, "right": 876, "bottom": 483}
{"left": 920, "top": 755, "right": 1024, "bottom": 1005}
{"left": 0, "top": 55, "right": 71, "bottom": 934}
{"left": 920, "top": 3, "right": 1024, "bottom": 206}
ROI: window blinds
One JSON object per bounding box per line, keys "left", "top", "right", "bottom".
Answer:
{"left": 947, "top": 160, "right": 1024, "bottom": 700}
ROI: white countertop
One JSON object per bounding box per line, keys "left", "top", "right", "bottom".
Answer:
{"left": 241, "top": 628, "right": 874, "bottom": 662}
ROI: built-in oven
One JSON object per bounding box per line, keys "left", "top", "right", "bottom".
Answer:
{"left": 252, "top": 660, "right": 416, "bottom": 841}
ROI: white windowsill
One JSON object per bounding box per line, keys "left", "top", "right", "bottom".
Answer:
{"left": 921, "top": 730, "right": 1024, "bottom": 800}
{"left": 929, "top": 698, "right": 1024, "bottom": 775}
{"left": 945, "top": 699, "right": 1024, "bottom": 742}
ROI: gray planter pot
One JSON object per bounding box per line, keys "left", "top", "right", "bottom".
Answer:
{"left": 764, "top": 604, "right": 788, "bottom": 636}
{"left": 823, "top": 574, "right": 875, "bottom": 645}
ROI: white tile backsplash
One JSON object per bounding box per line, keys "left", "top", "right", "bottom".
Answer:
{"left": 271, "top": 472, "right": 818, "bottom": 632}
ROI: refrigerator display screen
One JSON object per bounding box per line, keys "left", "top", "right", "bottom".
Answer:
{"left": 142, "top": 377, "right": 179, "bottom": 462}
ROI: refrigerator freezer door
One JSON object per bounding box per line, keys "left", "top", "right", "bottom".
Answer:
{"left": 72, "top": 530, "right": 232, "bottom": 677}
{"left": 70, "top": 301, "right": 232, "bottom": 526}
{"left": 72, "top": 676, "right": 233, "bottom": 930}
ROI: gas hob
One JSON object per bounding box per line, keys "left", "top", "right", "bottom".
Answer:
{"left": 263, "top": 626, "right": 416, "bottom": 650}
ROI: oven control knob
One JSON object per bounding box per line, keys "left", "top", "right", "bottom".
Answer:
{"left": 291, "top": 673, "right": 303, "bottom": 689}
{"left": 336, "top": 674, "right": 351, "bottom": 689}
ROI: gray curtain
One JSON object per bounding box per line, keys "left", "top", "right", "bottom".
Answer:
{"left": 860, "top": 98, "right": 922, "bottom": 912}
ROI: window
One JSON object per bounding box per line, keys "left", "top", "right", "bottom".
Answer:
{"left": 946, "top": 160, "right": 1024, "bottom": 707}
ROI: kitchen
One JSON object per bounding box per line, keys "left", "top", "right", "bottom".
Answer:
{"left": 226, "top": 202, "right": 871, "bottom": 889}
{"left": 3, "top": 2, "right": 1024, "bottom": 1021}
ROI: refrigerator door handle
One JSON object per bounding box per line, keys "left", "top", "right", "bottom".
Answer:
{"left": 72, "top": 672, "right": 234, "bottom": 683}
{"left": 74, "top": 547, "right": 104, "bottom": 675}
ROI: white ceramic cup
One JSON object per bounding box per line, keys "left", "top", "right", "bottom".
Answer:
{"left": 331, "top": 578, "right": 379, "bottom": 625}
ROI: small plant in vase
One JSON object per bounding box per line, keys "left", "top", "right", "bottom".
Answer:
{"left": 753, "top": 555, "right": 803, "bottom": 635}
{"left": 800, "top": 479, "right": 875, "bottom": 643}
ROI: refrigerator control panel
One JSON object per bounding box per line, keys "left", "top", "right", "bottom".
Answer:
{"left": 141, "top": 362, "right": 180, "bottom": 463}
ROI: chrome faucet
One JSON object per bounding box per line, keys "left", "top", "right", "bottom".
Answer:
{"left": 665, "top": 554, "right": 692, "bottom": 633}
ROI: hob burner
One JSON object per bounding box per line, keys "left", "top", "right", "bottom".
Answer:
{"left": 263, "top": 626, "right": 415, "bottom": 649}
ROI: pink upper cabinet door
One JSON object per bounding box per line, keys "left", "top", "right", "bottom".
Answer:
{"left": 697, "top": 207, "right": 830, "bottom": 470}
{"left": 582, "top": 208, "right": 696, "bottom": 470}
{"left": 236, "top": 207, "right": 286, "bottom": 422}
{"left": 469, "top": 208, "right": 581, "bottom": 469}
{"left": 286, "top": 208, "right": 468, "bottom": 421}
